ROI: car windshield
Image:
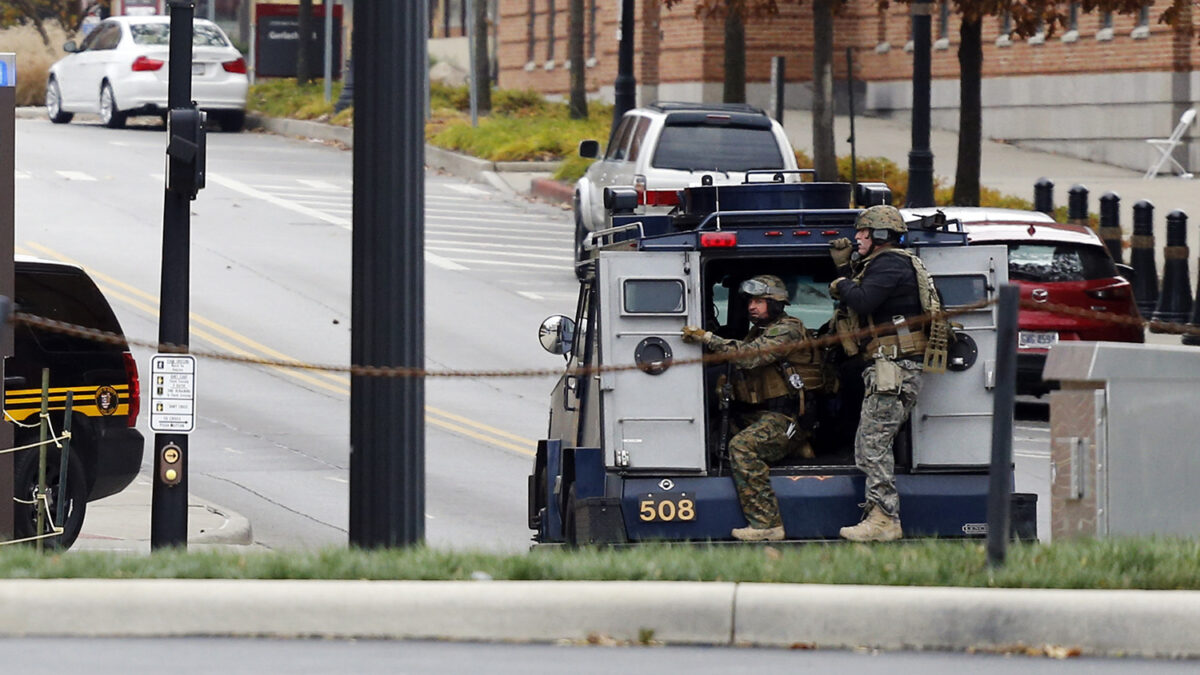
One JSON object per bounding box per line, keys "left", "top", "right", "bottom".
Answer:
{"left": 130, "top": 23, "right": 230, "bottom": 47}
{"left": 652, "top": 124, "right": 784, "bottom": 172}
{"left": 1006, "top": 242, "right": 1117, "bottom": 282}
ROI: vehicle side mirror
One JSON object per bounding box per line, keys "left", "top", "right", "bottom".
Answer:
{"left": 579, "top": 139, "right": 600, "bottom": 159}
{"left": 63, "top": 40, "right": 78, "bottom": 53}
{"left": 538, "top": 315, "right": 576, "bottom": 356}
{"left": 1115, "top": 263, "right": 1136, "bottom": 282}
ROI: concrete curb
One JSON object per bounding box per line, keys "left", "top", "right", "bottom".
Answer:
{"left": 0, "top": 579, "right": 1198, "bottom": 657}
{"left": 530, "top": 177, "right": 574, "bottom": 205}
{"left": 244, "top": 113, "right": 352, "bottom": 146}
{"left": 188, "top": 497, "right": 254, "bottom": 546}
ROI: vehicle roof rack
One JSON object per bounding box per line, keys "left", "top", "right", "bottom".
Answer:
{"left": 644, "top": 101, "right": 767, "bottom": 116}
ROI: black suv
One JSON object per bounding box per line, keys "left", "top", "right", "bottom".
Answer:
{"left": 4, "top": 257, "right": 144, "bottom": 548}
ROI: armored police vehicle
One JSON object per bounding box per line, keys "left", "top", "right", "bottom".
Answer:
{"left": 530, "top": 173, "right": 1035, "bottom": 545}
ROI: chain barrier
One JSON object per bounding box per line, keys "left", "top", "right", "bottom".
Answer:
{"left": 9, "top": 298, "right": 1200, "bottom": 380}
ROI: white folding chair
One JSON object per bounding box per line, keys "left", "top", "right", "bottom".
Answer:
{"left": 1144, "top": 108, "right": 1196, "bottom": 179}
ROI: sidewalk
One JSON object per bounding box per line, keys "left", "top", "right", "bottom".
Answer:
{"left": 75, "top": 474, "right": 255, "bottom": 553}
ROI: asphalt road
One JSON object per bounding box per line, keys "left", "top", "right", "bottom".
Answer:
{"left": 14, "top": 116, "right": 575, "bottom": 552}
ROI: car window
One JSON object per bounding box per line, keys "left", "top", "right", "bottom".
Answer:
{"left": 1006, "top": 242, "right": 1117, "bottom": 282}
{"left": 627, "top": 116, "right": 652, "bottom": 163}
{"left": 129, "top": 23, "right": 231, "bottom": 47}
{"left": 710, "top": 274, "right": 832, "bottom": 331}
{"left": 79, "top": 26, "right": 104, "bottom": 51}
{"left": 91, "top": 24, "right": 123, "bottom": 51}
{"left": 652, "top": 124, "right": 784, "bottom": 172}
{"left": 605, "top": 116, "right": 636, "bottom": 161}
{"left": 15, "top": 268, "right": 125, "bottom": 353}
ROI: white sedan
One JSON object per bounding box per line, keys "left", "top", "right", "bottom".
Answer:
{"left": 46, "top": 15, "right": 249, "bottom": 131}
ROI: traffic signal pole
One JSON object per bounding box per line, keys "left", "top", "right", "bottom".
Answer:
{"left": 611, "top": 0, "right": 636, "bottom": 136}
{"left": 153, "top": 0, "right": 203, "bottom": 549}
{"left": 905, "top": 0, "right": 935, "bottom": 208}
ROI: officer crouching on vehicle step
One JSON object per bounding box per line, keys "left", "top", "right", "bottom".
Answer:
{"left": 681, "top": 275, "right": 827, "bottom": 542}
{"left": 828, "top": 205, "right": 949, "bottom": 542}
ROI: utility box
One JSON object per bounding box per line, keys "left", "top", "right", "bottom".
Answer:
{"left": 1045, "top": 342, "right": 1200, "bottom": 538}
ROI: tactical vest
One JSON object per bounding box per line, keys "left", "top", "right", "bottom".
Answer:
{"left": 731, "top": 316, "right": 827, "bottom": 405}
{"left": 835, "top": 248, "right": 951, "bottom": 372}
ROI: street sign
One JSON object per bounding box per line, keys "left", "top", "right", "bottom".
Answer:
{"left": 149, "top": 354, "right": 196, "bottom": 433}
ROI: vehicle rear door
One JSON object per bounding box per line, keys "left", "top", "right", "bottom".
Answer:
{"left": 910, "top": 245, "right": 1008, "bottom": 467}
{"left": 598, "top": 250, "right": 706, "bottom": 471}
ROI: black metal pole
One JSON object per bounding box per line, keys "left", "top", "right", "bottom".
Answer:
{"left": 987, "top": 285, "right": 1018, "bottom": 568}
{"left": 0, "top": 55, "right": 15, "bottom": 541}
{"left": 152, "top": 0, "right": 195, "bottom": 550}
{"left": 349, "top": 0, "right": 426, "bottom": 548}
{"left": 846, "top": 47, "right": 857, "bottom": 204}
{"left": 905, "top": 0, "right": 934, "bottom": 208}
{"left": 611, "top": 0, "right": 636, "bottom": 136}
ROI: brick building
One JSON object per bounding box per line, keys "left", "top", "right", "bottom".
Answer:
{"left": 496, "top": 0, "right": 1198, "bottom": 173}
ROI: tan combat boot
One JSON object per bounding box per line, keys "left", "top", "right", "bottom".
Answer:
{"left": 731, "top": 525, "right": 785, "bottom": 542}
{"left": 839, "top": 505, "right": 902, "bottom": 542}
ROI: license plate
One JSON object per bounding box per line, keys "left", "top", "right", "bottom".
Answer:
{"left": 637, "top": 492, "right": 696, "bottom": 522}
{"left": 192, "top": 63, "right": 205, "bottom": 76}
{"left": 1018, "top": 331, "right": 1058, "bottom": 349}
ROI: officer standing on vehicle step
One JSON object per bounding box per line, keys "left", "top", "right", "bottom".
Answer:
{"left": 828, "top": 205, "right": 948, "bottom": 542}
{"left": 681, "top": 275, "right": 826, "bottom": 542}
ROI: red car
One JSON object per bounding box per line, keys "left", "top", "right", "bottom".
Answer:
{"left": 905, "top": 207, "right": 1143, "bottom": 396}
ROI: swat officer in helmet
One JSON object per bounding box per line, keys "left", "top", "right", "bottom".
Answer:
{"left": 681, "top": 274, "right": 826, "bottom": 542}
{"left": 828, "top": 205, "right": 945, "bottom": 542}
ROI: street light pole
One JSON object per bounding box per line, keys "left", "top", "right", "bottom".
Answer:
{"left": 611, "top": 0, "right": 636, "bottom": 135}
{"left": 906, "top": 0, "right": 934, "bottom": 208}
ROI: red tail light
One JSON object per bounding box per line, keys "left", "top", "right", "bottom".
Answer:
{"left": 700, "top": 232, "right": 737, "bottom": 248}
{"left": 123, "top": 352, "right": 141, "bottom": 428}
{"left": 132, "top": 56, "right": 165, "bottom": 71}
{"left": 642, "top": 189, "right": 679, "bottom": 207}
{"left": 1085, "top": 284, "right": 1133, "bottom": 301}
{"left": 222, "top": 57, "right": 248, "bottom": 74}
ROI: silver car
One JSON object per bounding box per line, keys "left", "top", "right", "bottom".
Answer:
{"left": 573, "top": 102, "right": 798, "bottom": 276}
{"left": 46, "top": 16, "right": 249, "bottom": 131}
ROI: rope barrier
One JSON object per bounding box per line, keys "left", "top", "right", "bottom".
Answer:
{"left": 7, "top": 297, "right": 1198, "bottom": 381}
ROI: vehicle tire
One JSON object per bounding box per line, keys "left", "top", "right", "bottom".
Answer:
{"left": 573, "top": 197, "right": 588, "bottom": 281}
{"left": 99, "top": 83, "right": 127, "bottom": 129}
{"left": 214, "top": 110, "right": 245, "bottom": 133}
{"left": 45, "top": 79, "right": 73, "bottom": 124}
{"left": 13, "top": 445, "right": 88, "bottom": 550}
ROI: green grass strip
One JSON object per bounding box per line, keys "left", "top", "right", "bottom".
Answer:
{"left": 5, "top": 538, "right": 1199, "bottom": 589}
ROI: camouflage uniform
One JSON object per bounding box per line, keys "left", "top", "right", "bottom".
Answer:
{"left": 856, "top": 358, "right": 923, "bottom": 518}
{"left": 703, "top": 314, "right": 811, "bottom": 530}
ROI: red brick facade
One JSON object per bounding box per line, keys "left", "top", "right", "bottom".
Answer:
{"left": 497, "top": 1, "right": 1196, "bottom": 97}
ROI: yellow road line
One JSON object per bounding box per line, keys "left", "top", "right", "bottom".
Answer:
{"left": 20, "top": 242, "right": 537, "bottom": 457}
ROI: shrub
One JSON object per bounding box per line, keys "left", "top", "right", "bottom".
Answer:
{"left": 0, "top": 21, "right": 76, "bottom": 107}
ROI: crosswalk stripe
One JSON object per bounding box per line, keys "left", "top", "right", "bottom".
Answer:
{"left": 56, "top": 170, "right": 96, "bottom": 181}
{"left": 425, "top": 238, "right": 565, "bottom": 253}
{"left": 425, "top": 246, "right": 565, "bottom": 261}
{"left": 445, "top": 184, "right": 490, "bottom": 195}
{"left": 425, "top": 252, "right": 469, "bottom": 270}
{"left": 433, "top": 257, "right": 564, "bottom": 270}
{"left": 296, "top": 179, "right": 341, "bottom": 191}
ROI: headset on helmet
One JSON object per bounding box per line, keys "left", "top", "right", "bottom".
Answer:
{"left": 855, "top": 205, "right": 908, "bottom": 245}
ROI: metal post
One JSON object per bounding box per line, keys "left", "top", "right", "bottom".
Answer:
{"left": 1131, "top": 200, "right": 1158, "bottom": 317}
{"left": 55, "top": 392, "right": 73, "bottom": 540}
{"left": 769, "top": 56, "right": 785, "bottom": 124}
{"left": 905, "top": 0, "right": 934, "bottom": 208}
{"left": 1067, "top": 184, "right": 1089, "bottom": 229}
{"left": 1151, "top": 210, "right": 1192, "bottom": 328}
{"left": 1099, "top": 192, "right": 1123, "bottom": 264}
{"left": 611, "top": 0, "right": 636, "bottom": 136}
{"left": 36, "top": 369, "right": 48, "bottom": 553}
{"left": 324, "top": 0, "right": 334, "bottom": 102}
{"left": 0, "top": 53, "right": 15, "bottom": 542}
{"left": 987, "top": 285, "right": 1018, "bottom": 568}
{"left": 1033, "top": 177, "right": 1054, "bottom": 215}
{"left": 152, "top": 0, "right": 196, "bottom": 550}
{"left": 846, "top": 47, "right": 857, "bottom": 204}
{"left": 349, "top": 0, "right": 425, "bottom": 548}
{"left": 467, "top": 1, "right": 478, "bottom": 127}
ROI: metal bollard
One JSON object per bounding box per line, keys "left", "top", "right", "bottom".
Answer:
{"left": 1130, "top": 200, "right": 1158, "bottom": 317}
{"left": 1184, "top": 261, "right": 1200, "bottom": 346}
{"left": 1098, "top": 192, "right": 1123, "bottom": 264}
{"left": 1068, "top": 184, "right": 1089, "bottom": 229}
{"left": 1033, "top": 177, "right": 1054, "bottom": 216}
{"left": 1151, "top": 210, "right": 1192, "bottom": 330}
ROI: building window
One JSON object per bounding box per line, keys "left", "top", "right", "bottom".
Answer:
{"left": 1061, "top": 2, "right": 1079, "bottom": 42}
{"left": 1097, "top": 11, "right": 1114, "bottom": 41}
{"left": 587, "top": 0, "right": 597, "bottom": 63}
{"left": 995, "top": 11, "right": 1013, "bottom": 47}
{"left": 938, "top": 1, "right": 949, "bottom": 39}
{"left": 526, "top": 0, "right": 536, "bottom": 67}
{"left": 1132, "top": 5, "right": 1151, "bottom": 39}
{"left": 545, "top": 0, "right": 556, "bottom": 68}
